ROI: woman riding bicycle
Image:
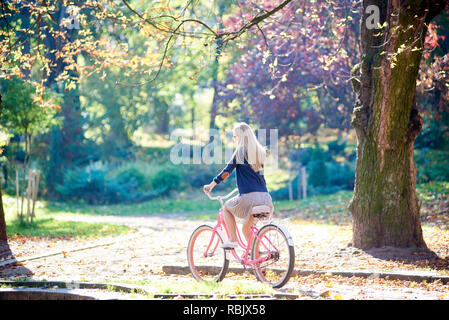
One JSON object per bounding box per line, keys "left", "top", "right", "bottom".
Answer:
{"left": 203, "top": 122, "right": 273, "bottom": 250}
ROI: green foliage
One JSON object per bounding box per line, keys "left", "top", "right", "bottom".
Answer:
{"left": 307, "top": 159, "right": 329, "bottom": 188}
{"left": 415, "top": 114, "right": 449, "bottom": 150}
{"left": 53, "top": 161, "right": 192, "bottom": 204}
{"left": 304, "top": 143, "right": 355, "bottom": 190}
{"left": 151, "top": 164, "right": 182, "bottom": 191}
{"left": 327, "top": 139, "right": 347, "bottom": 156}
{"left": 140, "top": 146, "right": 172, "bottom": 163}
{"left": 0, "top": 77, "right": 60, "bottom": 135}
{"left": 113, "top": 164, "right": 149, "bottom": 192}
{"left": 55, "top": 162, "right": 167, "bottom": 204}
{"left": 415, "top": 149, "right": 449, "bottom": 183}
{"left": 182, "top": 163, "right": 223, "bottom": 189}
{"left": 326, "top": 161, "right": 355, "bottom": 189}
{"left": 56, "top": 165, "right": 121, "bottom": 204}
{"left": 272, "top": 143, "right": 355, "bottom": 200}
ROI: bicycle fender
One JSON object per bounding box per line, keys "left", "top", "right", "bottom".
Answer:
{"left": 269, "top": 222, "right": 294, "bottom": 247}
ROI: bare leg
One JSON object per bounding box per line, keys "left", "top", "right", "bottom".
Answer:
{"left": 223, "top": 208, "right": 238, "bottom": 242}
{"left": 241, "top": 215, "right": 254, "bottom": 247}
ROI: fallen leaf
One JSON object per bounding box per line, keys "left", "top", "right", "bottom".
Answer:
{"left": 320, "top": 290, "right": 332, "bottom": 298}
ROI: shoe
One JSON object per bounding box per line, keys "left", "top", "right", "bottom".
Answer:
{"left": 221, "top": 240, "right": 238, "bottom": 250}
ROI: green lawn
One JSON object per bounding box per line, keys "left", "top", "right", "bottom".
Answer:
{"left": 6, "top": 217, "right": 130, "bottom": 238}
{"left": 42, "top": 196, "right": 222, "bottom": 217}
{"left": 3, "top": 181, "right": 447, "bottom": 237}
{"left": 121, "top": 278, "right": 276, "bottom": 297}
{"left": 2, "top": 196, "right": 131, "bottom": 238}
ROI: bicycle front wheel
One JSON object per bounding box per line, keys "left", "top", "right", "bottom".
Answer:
{"left": 251, "top": 223, "right": 295, "bottom": 288}
{"left": 187, "top": 224, "right": 229, "bottom": 282}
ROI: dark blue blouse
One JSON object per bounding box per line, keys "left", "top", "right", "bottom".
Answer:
{"left": 213, "top": 154, "right": 268, "bottom": 194}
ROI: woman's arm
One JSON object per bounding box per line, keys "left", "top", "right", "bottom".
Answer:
{"left": 204, "top": 154, "right": 237, "bottom": 193}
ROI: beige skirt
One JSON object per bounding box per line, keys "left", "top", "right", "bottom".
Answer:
{"left": 224, "top": 192, "right": 273, "bottom": 223}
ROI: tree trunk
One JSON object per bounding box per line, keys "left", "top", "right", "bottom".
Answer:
{"left": 0, "top": 93, "right": 7, "bottom": 241}
{"left": 208, "top": 1, "right": 226, "bottom": 141}
{"left": 154, "top": 97, "right": 170, "bottom": 134}
{"left": 0, "top": 183, "right": 7, "bottom": 241}
{"left": 349, "top": 0, "right": 446, "bottom": 249}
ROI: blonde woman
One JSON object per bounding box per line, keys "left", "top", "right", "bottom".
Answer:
{"left": 203, "top": 122, "right": 274, "bottom": 249}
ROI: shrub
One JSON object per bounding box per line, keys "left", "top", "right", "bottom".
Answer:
{"left": 56, "top": 166, "right": 123, "bottom": 204}
{"left": 270, "top": 156, "right": 355, "bottom": 200}
{"left": 307, "top": 160, "right": 328, "bottom": 187}
{"left": 111, "top": 162, "right": 150, "bottom": 191}
{"left": 415, "top": 149, "right": 449, "bottom": 183}
{"left": 327, "top": 140, "right": 347, "bottom": 157}
{"left": 182, "top": 164, "right": 222, "bottom": 189}
{"left": 55, "top": 161, "right": 168, "bottom": 204}
{"left": 150, "top": 164, "right": 182, "bottom": 191}
{"left": 326, "top": 161, "right": 355, "bottom": 190}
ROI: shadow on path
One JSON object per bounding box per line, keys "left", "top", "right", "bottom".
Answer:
{"left": 363, "top": 246, "right": 449, "bottom": 272}
{"left": 0, "top": 240, "right": 33, "bottom": 278}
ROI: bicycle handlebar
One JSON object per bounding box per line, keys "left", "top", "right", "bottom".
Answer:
{"left": 204, "top": 187, "right": 239, "bottom": 204}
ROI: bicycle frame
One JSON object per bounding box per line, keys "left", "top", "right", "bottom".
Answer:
{"left": 203, "top": 188, "right": 280, "bottom": 268}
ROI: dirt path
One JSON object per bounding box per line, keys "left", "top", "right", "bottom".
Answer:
{"left": 1, "top": 214, "right": 448, "bottom": 299}
{"left": 1, "top": 214, "right": 202, "bottom": 282}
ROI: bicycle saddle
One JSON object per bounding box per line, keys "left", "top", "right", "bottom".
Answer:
{"left": 251, "top": 205, "right": 272, "bottom": 218}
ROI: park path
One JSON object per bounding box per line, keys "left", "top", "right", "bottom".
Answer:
{"left": 2, "top": 213, "right": 204, "bottom": 282}
{"left": 1, "top": 213, "right": 449, "bottom": 299}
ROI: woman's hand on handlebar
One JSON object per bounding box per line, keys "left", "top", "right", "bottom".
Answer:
{"left": 203, "top": 181, "right": 216, "bottom": 194}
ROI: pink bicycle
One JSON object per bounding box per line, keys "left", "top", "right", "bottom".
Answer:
{"left": 187, "top": 188, "right": 295, "bottom": 288}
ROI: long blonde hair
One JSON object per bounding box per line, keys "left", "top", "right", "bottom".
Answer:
{"left": 232, "top": 122, "right": 266, "bottom": 172}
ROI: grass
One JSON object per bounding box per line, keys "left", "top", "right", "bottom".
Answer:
{"left": 122, "top": 278, "right": 275, "bottom": 297}
{"left": 2, "top": 196, "right": 131, "bottom": 238}
{"left": 186, "top": 190, "right": 354, "bottom": 221}
{"left": 6, "top": 217, "right": 130, "bottom": 238}
{"left": 43, "top": 196, "right": 221, "bottom": 217}
{"left": 416, "top": 181, "right": 449, "bottom": 205}
{"left": 2, "top": 181, "right": 447, "bottom": 237}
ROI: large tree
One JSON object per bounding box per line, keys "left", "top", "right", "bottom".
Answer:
{"left": 213, "top": 0, "right": 448, "bottom": 249}
{"left": 349, "top": 0, "right": 447, "bottom": 249}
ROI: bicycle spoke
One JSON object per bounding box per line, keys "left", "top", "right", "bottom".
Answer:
{"left": 251, "top": 224, "right": 294, "bottom": 288}
{"left": 187, "top": 225, "right": 229, "bottom": 282}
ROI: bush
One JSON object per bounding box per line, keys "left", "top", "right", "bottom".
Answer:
{"left": 270, "top": 147, "right": 355, "bottom": 200}
{"left": 182, "top": 164, "right": 223, "bottom": 189}
{"left": 326, "top": 161, "right": 355, "bottom": 190}
{"left": 415, "top": 149, "right": 449, "bottom": 183}
{"left": 55, "top": 162, "right": 168, "bottom": 204}
{"left": 270, "top": 175, "right": 300, "bottom": 200}
{"left": 151, "top": 164, "right": 182, "bottom": 191}
{"left": 56, "top": 166, "right": 123, "bottom": 204}
{"left": 327, "top": 140, "right": 347, "bottom": 157}
{"left": 307, "top": 160, "right": 328, "bottom": 187}
{"left": 111, "top": 162, "right": 150, "bottom": 191}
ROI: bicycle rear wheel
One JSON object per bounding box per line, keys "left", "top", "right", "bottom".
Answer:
{"left": 187, "top": 224, "right": 229, "bottom": 282}
{"left": 251, "top": 223, "right": 295, "bottom": 288}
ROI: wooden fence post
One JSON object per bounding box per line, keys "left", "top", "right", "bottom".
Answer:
{"left": 297, "top": 167, "right": 301, "bottom": 200}
{"left": 15, "top": 168, "right": 19, "bottom": 219}
{"left": 31, "top": 170, "right": 40, "bottom": 221}
{"left": 288, "top": 180, "right": 293, "bottom": 201}
{"left": 301, "top": 166, "right": 307, "bottom": 199}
